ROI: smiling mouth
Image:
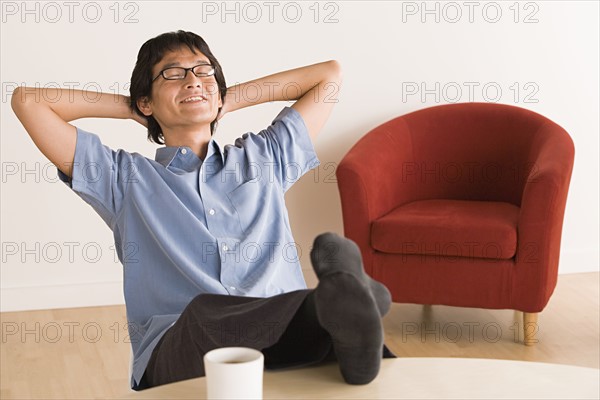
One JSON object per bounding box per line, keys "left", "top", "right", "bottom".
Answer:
{"left": 181, "top": 95, "right": 207, "bottom": 103}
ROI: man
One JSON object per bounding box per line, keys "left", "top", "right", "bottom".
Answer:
{"left": 11, "top": 30, "right": 392, "bottom": 390}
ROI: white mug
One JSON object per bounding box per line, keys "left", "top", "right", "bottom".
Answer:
{"left": 203, "top": 347, "right": 264, "bottom": 399}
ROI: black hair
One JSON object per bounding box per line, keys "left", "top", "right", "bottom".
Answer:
{"left": 129, "top": 30, "right": 227, "bottom": 144}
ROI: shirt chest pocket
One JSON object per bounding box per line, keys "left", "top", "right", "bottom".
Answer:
{"left": 226, "top": 180, "right": 272, "bottom": 234}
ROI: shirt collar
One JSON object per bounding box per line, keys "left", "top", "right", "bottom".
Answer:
{"left": 154, "top": 138, "right": 224, "bottom": 170}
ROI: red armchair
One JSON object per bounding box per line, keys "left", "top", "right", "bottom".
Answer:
{"left": 336, "top": 103, "right": 575, "bottom": 345}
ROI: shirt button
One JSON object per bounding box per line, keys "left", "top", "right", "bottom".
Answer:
{"left": 222, "top": 244, "right": 228, "bottom": 251}
{"left": 181, "top": 148, "right": 187, "bottom": 155}
{"left": 209, "top": 209, "right": 215, "bottom": 215}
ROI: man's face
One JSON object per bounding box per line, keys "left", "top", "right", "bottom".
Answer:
{"left": 138, "top": 46, "right": 222, "bottom": 136}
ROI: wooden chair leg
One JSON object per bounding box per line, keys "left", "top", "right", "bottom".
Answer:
{"left": 523, "top": 312, "right": 539, "bottom": 346}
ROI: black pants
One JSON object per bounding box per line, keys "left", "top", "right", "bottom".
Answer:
{"left": 135, "top": 289, "right": 329, "bottom": 390}
{"left": 135, "top": 289, "right": 394, "bottom": 390}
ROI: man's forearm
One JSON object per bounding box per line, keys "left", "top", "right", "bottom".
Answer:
{"left": 224, "top": 60, "right": 340, "bottom": 113}
{"left": 12, "top": 87, "right": 134, "bottom": 122}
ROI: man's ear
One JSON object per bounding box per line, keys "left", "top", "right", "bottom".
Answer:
{"left": 137, "top": 97, "right": 153, "bottom": 117}
{"left": 210, "top": 82, "right": 222, "bottom": 108}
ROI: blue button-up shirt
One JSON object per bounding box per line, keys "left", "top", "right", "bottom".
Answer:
{"left": 57, "top": 106, "right": 320, "bottom": 388}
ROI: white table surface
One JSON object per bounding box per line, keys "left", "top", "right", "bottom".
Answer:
{"left": 120, "top": 357, "right": 600, "bottom": 399}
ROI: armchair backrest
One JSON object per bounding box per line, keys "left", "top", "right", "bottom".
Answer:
{"left": 369, "top": 103, "right": 569, "bottom": 206}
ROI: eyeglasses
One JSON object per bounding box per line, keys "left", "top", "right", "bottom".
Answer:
{"left": 152, "top": 64, "right": 216, "bottom": 82}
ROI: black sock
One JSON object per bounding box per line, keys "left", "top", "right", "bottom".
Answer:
{"left": 310, "top": 232, "right": 387, "bottom": 385}
{"left": 310, "top": 232, "right": 392, "bottom": 317}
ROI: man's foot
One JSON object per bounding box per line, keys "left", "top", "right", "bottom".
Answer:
{"left": 310, "top": 232, "right": 392, "bottom": 317}
{"left": 310, "top": 232, "right": 389, "bottom": 385}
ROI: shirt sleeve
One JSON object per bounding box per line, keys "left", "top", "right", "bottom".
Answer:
{"left": 239, "top": 106, "right": 320, "bottom": 193}
{"left": 57, "top": 127, "right": 134, "bottom": 229}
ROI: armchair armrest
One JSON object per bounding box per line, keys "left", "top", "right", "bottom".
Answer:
{"left": 336, "top": 117, "right": 417, "bottom": 273}
{"left": 514, "top": 121, "right": 575, "bottom": 311}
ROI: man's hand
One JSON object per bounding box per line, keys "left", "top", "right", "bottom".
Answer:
{"left": 125, "top": 96, "right": 149, "bottom": 128}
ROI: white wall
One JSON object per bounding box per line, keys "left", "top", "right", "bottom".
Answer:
{"left": 1, "top": 1, "right": 598, "bottom": 312}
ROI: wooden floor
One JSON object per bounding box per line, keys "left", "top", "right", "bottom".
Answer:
{"left": 1, "top": 272, "right": 598, "bottom": 399}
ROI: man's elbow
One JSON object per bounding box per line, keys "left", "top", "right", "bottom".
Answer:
{"left": 11, "top": 86, "right": 23, "bottom": 111}
{"left": 327, "top": 60, "right": 343, "bottom": 83}
{"left": 11, "top": 86, "right": 32, "bottom": 114}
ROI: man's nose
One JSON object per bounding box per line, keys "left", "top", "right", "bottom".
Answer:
{"left": 180, "top": 68, "right": 204, "bottom": 85}
{"left": 184, "top": 73, "right": 203, "bottom": 88}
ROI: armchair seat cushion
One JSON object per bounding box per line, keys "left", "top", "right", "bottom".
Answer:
{"left": 371, "top": 199, "right": 520, "bottom": 260}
